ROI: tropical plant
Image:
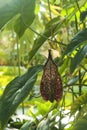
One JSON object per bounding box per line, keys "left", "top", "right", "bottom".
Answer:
{"left": 0, "top": 0, "right": 87, "bottom": 130}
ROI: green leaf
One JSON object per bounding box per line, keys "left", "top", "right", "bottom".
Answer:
{"left": 67, "top": 76, "right": 79, "bottom": 86}
{"left": 67, "top": 71, "right": 85, "bottom": 86}
{"left": 0, "top": 65, "right": 42, "bottom": 129}
{"left": 29, "top": 25, "right": 56, "bottom": 61}
{"left": 37, "top": 119, "right": 50, "bottom": 130}
{"left": 20, "top": 121, "right": 34, "bottom": 130}
{"left": 80, "top": 11, "right": 87, "bottom": 21}
{"left": 65, "top": 28, "right": 87, "bottom": 55}
{"left": 59, "top": 57, "right": 69, "bottom": 74}
{"left": 36, "top": 118, "right": 58, "bottom": 130}
{"left": 35, "top": 101, "right": 52, "bottom": 116}
{"left": 0, "top": 0, "right": 20, "bottom": 29}
{"left": 29, "top": 18, "right": 65, "bottom": 61}
{"left": 70, "top": 44, "right": 87, "bottom": 73}
{"left": 73, "top": 114, "right": 87, "bottom": 130}
{"left": 71, "top": 93, "right": 87, "bottom": 116}
{"left": 14, "top": 0, "right": 35, "bottom": 37}
{"left": 45, "top": 16, "right": 60, "bottom": 28}
{"left": 0, "top": 0, "right": 35, "bottom": 37}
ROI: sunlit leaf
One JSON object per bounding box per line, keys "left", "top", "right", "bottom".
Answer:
{"left": 37, "top": 119, "right": 49, "bottom": 130}
{"left": 59, "top": 58, "right": 69, "bottom": 74}
{"left": 70, "top": 44, "right": 87, "bottom": 73}
{"left": 35, "top": 101, "right": 52, "bottom": 115}
{"left": 0, "top": 65, "right": 42, "bottom": 129}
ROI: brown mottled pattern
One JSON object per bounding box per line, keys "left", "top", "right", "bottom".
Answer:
{"left": 40, "top": 50, "right": 62, "bottom": 102}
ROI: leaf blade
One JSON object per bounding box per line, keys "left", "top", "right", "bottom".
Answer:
{"left": 71, "top": 93, "right": 87, "bottom": 116}
{"left": 0, "top": 0, "right": 35, "bottom": 37}
{"left": 14, "top": 0, "right": 35, "bottom": 37}
{"left": 29, "top": 18, "right": 66, "bottom": 61}
{"left": 70, "top": 44, "right": 87, "bottom": 73}
{"left": 65, "top": 28, "right": 87, "bottom": 55}
{"left": 73, "top": 115, "right": 87, "bottom": 130}
{"left": 0, "top": 65, "right": 43, "bottom": 129}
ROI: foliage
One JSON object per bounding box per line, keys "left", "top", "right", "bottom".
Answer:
{"left": 73, "top": 114, "right": 87, "bottom": 130}
{"left": 71, "top": 93, "right": 87, "bottom": 116}
{"left": 0, "top": 0, "right": 35, "bottom": 37}
{"left": 0, "top": 65, "right": 42, "bottom": 129}
{"left": 0, "top": 0, "right": 87, "bottom": 130}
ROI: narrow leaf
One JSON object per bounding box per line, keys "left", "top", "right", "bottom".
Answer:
{"left": 67, "top": 71, "right": 85, "bottom": 86}
{"left": 65, "top": 28, "right": 87, "bottom": 55}
{"left": 20, "top": 121, "right": 34, "bottom": 130}
{"left": 70, "top": 44, "right": 87, "bottom": 73}
{"left": 0, "top": 65, "right": 42, "bottom": 129}
{"left": 29, "top": 25, "right": 57, "bottom": 61}
{"left": 71, "top": 93, "right": 87, "bottom": 116}
{"left": 37, "top": 119, "right": 49, "bottom": 130}
{"left": 29, "top": 18, "right": 65, "bottom": 61}
{"left": 80, "top": 11, "right": 87, "bottom": 21}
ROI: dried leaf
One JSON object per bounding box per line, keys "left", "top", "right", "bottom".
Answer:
{"left": 40, "top": 50, "right": 62, "bottom": 102}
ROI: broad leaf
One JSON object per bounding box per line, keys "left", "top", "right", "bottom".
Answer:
{"left": 65, "top": 28, "right": 87, "bottom": 55}
{"left": 0, "top": 0, "right": 35, "bottom": 37}
{"left": 0, "top": 65, "right": 42, "bottom": 129}
{"left": 0, "top": 0, "right": 20, "bottom": 29}
{"left": 70, "top": 44, "right": 87, "bottom": 73}
{"left": 14, "top": 0, "right": 35, "bottom": 37}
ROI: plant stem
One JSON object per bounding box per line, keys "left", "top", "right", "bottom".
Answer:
{"left": 79, "top": 70, "right": 82, "bottom": 96}
{"left": 47, "top": 0, "right": 52, "bottom": 19}
{"left": 72, "top": 86, "right": 75, "bottom": 103}
{"left": 75, "top": 15, "right": 78, "bottom": 32}
{"left": 47, "top": 0, "right": 54, "bottom": 49}
{"left": 17, "top": 36, "right": 21, "bottom": 75}
{"left": 78, "top": 70, "right": 82, "bottom": 111}
{"left": 16, "top": 36, "right": 25, "bottom": 115}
